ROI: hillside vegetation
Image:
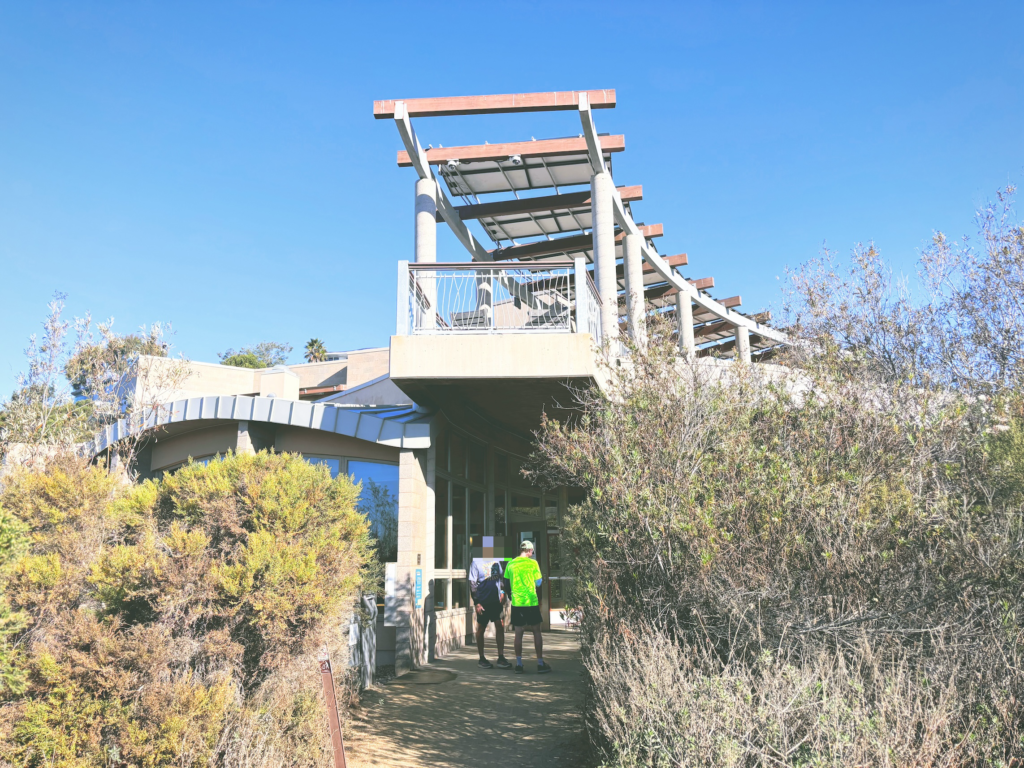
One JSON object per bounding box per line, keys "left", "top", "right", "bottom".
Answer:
{"left": 530, "top": 190, "right": 1024, "bottom": 766}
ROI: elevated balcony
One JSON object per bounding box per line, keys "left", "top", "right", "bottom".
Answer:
{"left": 390, "top": 260, "right": 607, "bottom": 434}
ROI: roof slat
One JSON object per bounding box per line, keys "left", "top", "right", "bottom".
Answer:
{"left": 375, "top": 90, "right": 616, "bottom": 119}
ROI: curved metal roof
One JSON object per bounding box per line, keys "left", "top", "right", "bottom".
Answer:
{"left": 88, "top": 395, "right": 431, "bottom": 458}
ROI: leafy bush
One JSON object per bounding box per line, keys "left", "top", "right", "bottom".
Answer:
{"left": 0, "top": 451, "right": 372, "bottom": 768}
{"left": 531, "top": 192, "right": 1024, "bottom": 765}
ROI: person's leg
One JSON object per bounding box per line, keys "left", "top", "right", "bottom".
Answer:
{"left": 494, "top": 619, "right": 505, "bottom": 659}
{"left": 532, "top": 625, "right": 544, "bottom": 661}
{"left": 475, "top": 618, "right": 487, "bottom": 659}
{"left": 514, "top": 626, "right": 524, "bottom": 660}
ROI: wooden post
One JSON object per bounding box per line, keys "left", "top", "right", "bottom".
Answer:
{"left": 319, "top": 648, "right": 348, "bottom": 768}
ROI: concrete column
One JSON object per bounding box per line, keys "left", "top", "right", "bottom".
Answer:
{"left": 676, "top": 292, "right": 695, "bottom": 358}
{"left": 622, "top": 233, "right": 647, "bottom": 350}
{"left": 735, "top": 325, "right": 751, "bottom": 364}
{"left": 591, "top": 171, "right": 618, "bottom": 350}
{"left": 236, "top": 421, "right": 255, "bottom": 455}
{"left": 395, "top": 448, "right": 430, "bottom": 674}
{"left": 414, "top": 178, "right": 437, "bottom": 330}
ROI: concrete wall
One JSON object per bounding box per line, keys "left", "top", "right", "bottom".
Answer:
{"left": 151, "top": 423, "right": 240, "bottom": 471}
{"left": 347, "top": 348, "right": 390, "bottom": 388}
{"left": 325, "top": 377, "right": 412, "bottom": 406}
{"left": 389, "top": 333, "right": 601, "bottom": 382}
{"left": 274, "top": 427, "right": 399, "bottom": 463}
{"left": 394, "top": 447, "right": 431, "bottom": 674}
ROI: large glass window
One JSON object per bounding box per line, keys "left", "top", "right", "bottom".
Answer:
{"left": 450, "top": 433, "right": 466, "bottom": 479}
{"left": 435, "top": 479, "right": 449, "bottom": 569}
{"left": 452, "top": 579, "right": 469, "bottom": 610}
{"left": 452, "top": 483, "right": 468, "bottom": 570}
{"left": 494, "top": 488, "right": 507, "bottom": 536}
{"left": 544, "top": 494, "right": 559, "bottom": 527}
{"left": 349, "top": 460, "right": 399, "bottom": 563}
{"left": 434, "top": 578, "right": 449, "bottom": 610}
{"left": 510, "top": 492, "right": 541, "bottom": 520}
{"left": 470, "top": 489, "right": 485, "bottom": 537}
{"left": 468, "top": 441, "right": 486, "bottom": 485}
{"left": 306, "top": 456, "right": 341, "bottom": 478}
{"left": 493, "top": 452, "right": 508, "bottom": 487}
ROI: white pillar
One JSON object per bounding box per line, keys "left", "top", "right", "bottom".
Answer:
{"left": 622, "top": 233, "right": 647, "bottom": 350}
{"left": 414, "top": 178, "right": 437, "bottom": 330}
{"left": 736, "top": 326, "right": 751, "bottom": 364}
{"left": 676, "top": 292, "right": 695, "bottom": 358}
{"left": 236, "top": 421, "right": 255, "bottom": 454}
{"left": 591, "top": 171, "right": 618, "bottom": 350}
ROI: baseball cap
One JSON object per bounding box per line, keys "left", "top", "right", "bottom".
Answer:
{"left": 520, "top": 539, "right": 534, "bottom": 551}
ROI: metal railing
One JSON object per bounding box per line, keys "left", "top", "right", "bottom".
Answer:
{"left": 397, "top": 259, "right": 603, "bottom": 341}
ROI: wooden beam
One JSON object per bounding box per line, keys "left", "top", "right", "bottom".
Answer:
{"left": 490, "top": 224, "right": 663, "bottom": 261}
{"left": 375, "top": 90, "right": 616, "bottom": 119}
{"left": 398, "top": 135, "right": 625, "bottom": 167}
{"left": 662, "top": 294, "right": 741, "bottom": 310}
{"left": 451, "top": 185, "right": 642, "bottom": 221}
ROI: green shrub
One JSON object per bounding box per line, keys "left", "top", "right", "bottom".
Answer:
{"left": 0, "top": 451, "right": 372, "bottom": 768}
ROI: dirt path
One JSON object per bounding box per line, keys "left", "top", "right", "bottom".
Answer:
{"left": 346, "top": 631, "right": 586, "bottom": 768}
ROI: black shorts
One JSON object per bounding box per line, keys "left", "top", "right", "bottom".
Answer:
{"left": 510, "top": 605, "right": 543, "bottom": 628}
{"left": 476, "top": 601, "right": 503, "bottom": 626}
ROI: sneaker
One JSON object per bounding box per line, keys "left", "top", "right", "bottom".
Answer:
{"left": 514, "top": 663, "right": 524, "bottom": 674}
{"left": 496, "top": 657, "right": 513, "bottom": 669}
{"left": 537, "top": 661, "right": 553, "bottom": 674}
{"left": 478, "top": 658, "right": 494, "bottom": 669}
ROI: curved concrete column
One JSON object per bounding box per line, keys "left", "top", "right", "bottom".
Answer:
{"left": 591, "top": 171, "right": 618, "bottom": 350}
{"left": 622, "top": 233, "right": 647, "bottom": 350}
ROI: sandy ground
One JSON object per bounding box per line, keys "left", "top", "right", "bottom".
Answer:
{"left": 345, "top": 631, "right": 586, "bottom": 768}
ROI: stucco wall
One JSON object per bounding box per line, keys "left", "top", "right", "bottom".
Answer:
{"left": 273, "top": 426, "right": 399, "bottom": 463}
{"left": 151, "top": 423, "right": 239, "bottom": 471}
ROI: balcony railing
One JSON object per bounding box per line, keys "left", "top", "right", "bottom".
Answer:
{"left": 396, "top": 258, "right": 603, "bottom": 348}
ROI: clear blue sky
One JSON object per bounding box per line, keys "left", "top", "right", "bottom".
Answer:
{"left": 2, "top": 1, "right": 1022, "bottom": 386}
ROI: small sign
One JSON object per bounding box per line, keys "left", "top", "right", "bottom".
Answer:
{"left": 415, "top": 568, "right": 422, "bottom": 608}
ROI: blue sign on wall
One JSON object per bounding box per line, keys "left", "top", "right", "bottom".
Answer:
{"left": 415, "top": 568, "right": 422, "bottom": 608}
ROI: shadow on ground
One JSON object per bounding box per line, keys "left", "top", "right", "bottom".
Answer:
{"left": 346, "top": 631, "right": 586, "bottom": 768}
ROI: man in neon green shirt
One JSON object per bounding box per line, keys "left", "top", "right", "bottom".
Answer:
{"left": 505, "top": 540, "right": 551, "bottom": 674}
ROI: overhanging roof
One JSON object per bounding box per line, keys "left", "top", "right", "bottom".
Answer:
{"left": 88, "top": 396, "right": 431, "bottom": 458}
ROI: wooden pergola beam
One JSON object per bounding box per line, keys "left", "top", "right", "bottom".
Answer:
{"left": 375, "top": 90, "right": 616, "bottom": 119}
{"left": 490, "top": 223, "right": 662, "bottom": 261}
{"left": 663, "top": 294, "right": 741, "bottom": 310}
{"left": 451, "top": 185, "right": 642, "bottom": 221}
{"left": 398, "top": 135, "right": 625, "bottom": 167}
{"left": 616, "top": 253, "right": 688, "bottom": 276}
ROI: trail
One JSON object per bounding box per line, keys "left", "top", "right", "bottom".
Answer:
{"left": 346, "top": 631, "right": 586, "bottom": 767}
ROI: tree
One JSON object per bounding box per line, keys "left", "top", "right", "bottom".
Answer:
{"left": 304, "top": 338, "right": 328, "bottom": 363}
{"left": 218, "top": 341, "right": 292, "bottom": 369}
{"left": 0, "top": 295, "right": 188, "bottom": 471}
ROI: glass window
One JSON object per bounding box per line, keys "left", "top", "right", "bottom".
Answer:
{"left": 509, "top": 455, "right": 523, "bottom": 487}
{"left": 436, "top": 422, "right": 448, "bottom": 474}
{"left": 434, "top": 578, "right": 449, "bottom": 610}
{"left": 452, "top": 484, "right": 468, "bottom": 570}
{"left": 435, "top": 479, "right": 449, "bottom": 569}
{"left": 452, "top": 579, "right": 469, "bottom": 610}
{"left": 469, "top": 489, "right": 485, "bottom": 538}
{"left": 494, "top": 488, "right": 507, "bottom": 536}
{"left": 450, "top": 433, "right": 466, "bottom": 479}
{"left": 544, "top": 494, "right": 559, "bottom": 527}
{"left": 550, "top": 578, "right": 566, "bottom": 609}
{"left": 548, "top": 532, "right": 563, "bottom": 574}
{"left": 306, "top": 456, "right": 341, "bottom": 478}
{"left": 510, "top": 492, "right": 541, "bottom": 520}
{"left": 349, "top": 461, "right": 399, "bottom": 563}
{"left": 468, "top": 441, "right": 486, "bottom": 485}
{"left": 493, "top": 452, "right": 508, "bottom": 487}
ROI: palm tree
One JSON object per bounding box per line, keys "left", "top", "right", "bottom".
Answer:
{"left": 304, "top": 338, "right": 328, "bottom": 363}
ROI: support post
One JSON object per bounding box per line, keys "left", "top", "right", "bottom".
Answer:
{"left": 396, "top": 261, "right": 410, "bottom": 335}
{"left": 591, "top": 171, "right": 617, "bottom": 350}
{"left": 735, "top": 325, "right": 751, "bottom": 364}
{"left": 623, "top": 233, "right": 647, "bottom": 350}
{"left": 574, "top": 256, "right": 588, "bottom": 335}
{"left": 676, "top": 292, "right": 695, "bottom": 358}
{"left": 414, "top": 178, "right": 437, "bottom": 329}
{"left": 236, "top": 421, "right": 256, "bottom": 454}
{"left": 318, "top": 649, "right": 348, "bottom": 768}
